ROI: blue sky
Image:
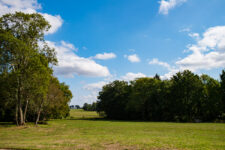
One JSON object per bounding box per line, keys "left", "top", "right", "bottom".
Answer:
{"left": 1, "top": 0, "right": 225, "bottom": 105}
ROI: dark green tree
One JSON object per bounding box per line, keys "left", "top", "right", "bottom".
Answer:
{"left": 220, "top": 70, "right": 225, "bottom": 120}
{"left": 200, "top": 75, "right": 221, "bottom": 121}
{"left": 97, "top": 80, "right": 131, "bottom": 119}
{"left": 169, "top": 70, "right": 204, "bottom": 122}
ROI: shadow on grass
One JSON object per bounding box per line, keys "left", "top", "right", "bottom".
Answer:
{"left": 0, "top": 148, "right": 36, "bottom": 150}
{"left": 0, "top": 122, "right": 15, "bottom": 127}
{"left": 67, "top": 117, "right": 218, "bottom": 123}
{"left": 67, "top": 117, "right": 156, "bottom": 123}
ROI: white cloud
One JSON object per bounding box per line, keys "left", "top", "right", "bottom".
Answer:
{"left": 0, "top": 0, "right": 63, "bottom": 34}
{"left": 148, "top": 58, "right": 178, "bottom": 79}
{"left": 176, "top": 26, "right": 225, "bottom": 71}
{"left": 179, "top": 27, "right": 191, "bottom": 32}
{"left": 149, "top": 58, "right": 171, "bottom": 70}
{"left": 46, "top": 41, "right": 110, "bottom": 77}
{"left": 83, "top": 81, "right": 107, "bottom": 90}
{"left": 125, "top": 54, "right": 140, "bottom": 63}
{"left": 61, "top": 40, "right": 77, "bottom": 51}
{"left": 160, "top": 68, "right": 179, "bottom": 80}
{"left": 188, "top": 33, "right": 200, "bottom": 39}
{"left": 121, "top": 72, "right": 146, "bottom": 81}
{"left": 158, "top": 26, "right": 225, "bottom": 79}
{"left": 159, "top": 0, "right": 187, "bottom": 15}
{"left": 81, "top": 72, "right": 147, "bottom": 104}
{"left": 93, "top": 52, "right": 116, "bottom": 60}
{"left": 41, "top": 13, "right": 63, "bottom": 34}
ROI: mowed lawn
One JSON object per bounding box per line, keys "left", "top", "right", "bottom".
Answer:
{"left": 0, "top": 109, "right": 224, "bottom": 150}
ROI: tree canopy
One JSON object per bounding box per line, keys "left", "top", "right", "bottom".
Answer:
{"left": 0, "top": 12, "right": 72, "bottom": 125}
{"left": 97, "top": 70, "right": 225, "bottom": 122}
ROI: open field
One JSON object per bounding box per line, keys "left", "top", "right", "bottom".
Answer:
{"left": 0, "top": 109, "right": 224, "bottom": 150}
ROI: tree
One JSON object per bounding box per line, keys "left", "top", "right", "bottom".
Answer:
{"left": 0, "top": 12, "right": 57, "bottom": 125}
{"left": 83, "top": 102, "right": 97, "bottom": 111}
{"left": 200, "top": 74, "right": 221, "bottom": 121}
{"left": 127, "top": 77, "right": 168, "bottom": 120}
{"left": 75, "top": 105, "right": 81, "bottom": 109}
{"left": 220, "top": 70, "right": 225, "bottom": 119}
{"left": 41, "top": 77, "right": 72, "bottom": 120}
{"left": 97, "top": 80, "right": 131, "bottom": 119}
{"left": 169, "top": 70, "right": 204, "bottom": 122}
{"left": 96, "top": 70, "right": 224, "bottom": 122}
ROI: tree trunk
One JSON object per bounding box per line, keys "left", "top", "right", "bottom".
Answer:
{"left": 35, "top": 99, "right": 44, "bottom": 126}
{"left": 17, "top": 77, "right": 24, "bottom": 126}
{"left": 23, "top": 99, "right": 29, "bottom": 124}
{"left": 15, "top": 104, "right": 18, "bottom": 126}
{"left": 19, "top": 106, "right": 24, "bottom": 125}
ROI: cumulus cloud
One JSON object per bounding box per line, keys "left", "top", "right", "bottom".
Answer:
{"left": 41, "top": 13, "right": 63, "bottom": 34}
{"left": 46, "top": 41, "right": 110, "bottom": 77}
{"left": 176, "top": 26, "right": 225, "bottom": 71}
{"left": 159, "top": 0, "right": 187, "bottom": 15}
{"left": 156, "top": 26, "right": 225, "bottom": 79}
{"left": 0, "top": 0, "right": 63, "bottom": 34}
{"left": 149, "top": 58, "right": 171, "bottom": 70}
{"left": 124, "top": 54, "right": 140, "bottom": 63}
{"left": 93, "top": 52, "right": 116, "bottom": 60}
{"left": 121, "top": 72, "right": 146, "bottom": 81}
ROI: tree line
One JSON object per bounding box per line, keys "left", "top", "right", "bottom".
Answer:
{"left": 0, "top": 12, "right": 72, "bottom": 125}
{"left": 83, "top": 102, "right": 97, "bottom": 111}
{"left": 96, "top": 70, "right": 225, "bottom": 122}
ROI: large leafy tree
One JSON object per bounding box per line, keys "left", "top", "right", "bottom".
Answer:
{"left": 97, "top": 80, "right": 131, "bottom": 119}
{"left": 128, "top": 78, "right": 170, "bottom": 121}
{"left": 200, "top": 75, "right": 221, "bottom": 121}
{"left": 220, "top": 70, "right": 225, "bottom": 119}
{"left": 0, "top": 12, "right": 57, "bottom": 125}
{"left": 170, "top": 70, "right": 204, "bottom": 122}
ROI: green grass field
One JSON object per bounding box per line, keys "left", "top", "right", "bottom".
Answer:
{"left": 0, "top": 109, "right": 224, "bottom": 150}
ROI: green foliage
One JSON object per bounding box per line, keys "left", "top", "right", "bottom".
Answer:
{"left": 97, "top": 70, "right": 225, "bottom": 122}
{"left": 169, "top": 70, "right": 204, "bottom": 122}
{"left": 0, "top": 12, "right": 72, "bottom": 125}
{"left": 220, "top": 70, "right": 225, "bottom": 120}
{"left": 83, "top": 102, "right": 97, "bottom": 111}
{"left": 97, "top": 80, "right": 131, "bottom": 119}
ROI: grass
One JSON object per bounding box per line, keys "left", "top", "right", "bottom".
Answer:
{"left": 0, "top": 109, "right": 224, "bottom": 150}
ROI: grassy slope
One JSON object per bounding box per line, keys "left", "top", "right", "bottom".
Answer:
{"left": 0, "top": 109, "right": 224, "bottom": 150}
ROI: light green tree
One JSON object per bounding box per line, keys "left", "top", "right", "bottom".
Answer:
{"left": 0, "top": 12, "right": 57, "bottom": 125}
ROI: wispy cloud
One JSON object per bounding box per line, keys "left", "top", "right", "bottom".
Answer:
{"left": 149, "top": 58, "right": 171, "bottom": 70}
{"left": 159, "top": 0, "right": 187, "bottom": 15}
{"left": 121, "top": 72, "right": 146, "bottom": 81}
{"left": 61, "top": 41, "right": 78, "bottom": 51}
{"left": 92, "top": 52, "right": 116, "bottom": 60}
